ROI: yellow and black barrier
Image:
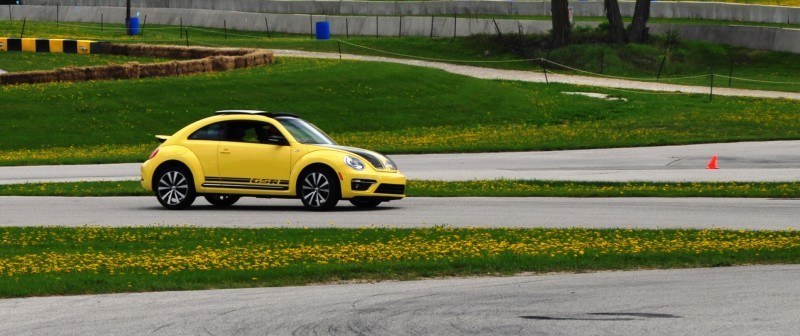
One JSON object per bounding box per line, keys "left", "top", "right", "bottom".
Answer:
{"left": 0, "top": 38, "right": 110, "bottom": 54}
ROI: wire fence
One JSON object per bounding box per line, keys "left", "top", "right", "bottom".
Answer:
{"left": 2, "top": 18, "right": 800, "bottom": 96}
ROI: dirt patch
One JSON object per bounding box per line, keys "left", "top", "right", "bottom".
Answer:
{"left": 0, "top": 44, "right": 274, "bottom": 86}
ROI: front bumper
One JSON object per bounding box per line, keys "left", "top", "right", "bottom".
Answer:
{"left": 339, "top": 170, "right": 406, "bottom": 200}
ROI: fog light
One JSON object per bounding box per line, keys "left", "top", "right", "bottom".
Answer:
{"left": 351, "top": 179, "right": 376, "bottom": 191}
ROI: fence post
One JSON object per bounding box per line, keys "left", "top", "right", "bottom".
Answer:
{"left": 709, "top": 70, "right": 714, "bottom": 102}
{"left": 542, "top": 60, "right": 549, "bottom": 84}
{"left": 337, "top": 41, "right": 342, "bottom": 60}
{"left": 19, "top": 18, "right": 26, "bottom": 38}
{"left": 56, "top": 5, "right": 59, "bottom": 27}
{"left": 101, "top": 13, "right": 104, "bottom": 31}
{"left": 656, "top": 55, "right": 667, "bottom": 79}
{"left": 399, "top": 16, "right": 402, "bottom": 37}
{"left": 265, "top": 17, "right": 271, "bottom": 38}
{"left": 728, "top": 60, "right": 734, "bottom": 87}
{"left": 453, "top": 12, "right": 457, "bottom": 37}
{"left": 185, "top": 28, "right": 189, "bottom": 47}
{"left": 142, "top": 15, "right": 147, "bottom": 35}
{"left": 345, "top": 17, "right": 349, "bottom": 38}
{"left": 180, "top": 18, "right": 183, "bottom": 38}
{"left": 430, "top": 16, "right": 434, "bottom": 38}
{"left": 224, "top": 20, "right": 228, "bottom": 40}
{"left": 600, "top": 52, "right": 605, "bottom": 74}
{"left": 492, "top": 19, "right": 502, "bottom": 38}
{"left": 376, "top": 16, "right": 379, "bottom": 38}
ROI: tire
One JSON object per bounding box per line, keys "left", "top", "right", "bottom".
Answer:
{"left": 349, "top": 198, "right": 382, "bottom": 208}
{"left": 299, "top": 167, "right": 340, "bottom": 211}
{"left": 154, "top": 165, "right": 196, "bottom": 210}
{"left": 205, "top": 195, "right": 240, "bottom": 207}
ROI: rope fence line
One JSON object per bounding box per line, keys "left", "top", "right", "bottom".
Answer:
{"left": 2, "top": 18, "right": 800, "bottom": 90}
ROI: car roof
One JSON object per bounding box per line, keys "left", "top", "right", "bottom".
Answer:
{"left": 214, "top": 110, "right": 299, "bottom": 118}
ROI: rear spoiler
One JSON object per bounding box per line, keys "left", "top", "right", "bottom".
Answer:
{"left": 155, "top": 135, "right": 170, "bottom": 143}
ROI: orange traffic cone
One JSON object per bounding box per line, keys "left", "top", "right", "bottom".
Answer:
{"left": 706, "top": 155, "right": 719, "bottom": 170}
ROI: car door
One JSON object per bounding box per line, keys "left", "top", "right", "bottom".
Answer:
{"left": 216, "top": 120, "right": 292, "bottom": 192}
{"left": 183, "top": 121, "right": 224, "bottom": 178}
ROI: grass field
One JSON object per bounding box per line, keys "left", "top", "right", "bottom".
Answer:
{"left": 2, "top": 21, "right": 800, "bottom": 165}
{"left": 2, "top": 57, "right": 800, "bottom": 165}
{"left": 3, "top": 180, "right": 800, "bottom": 198}
{"left": 2, "top": 20, "right": 800, "bottom": 92}
{"left": 1, "top": 226, "right": 798, "bottom": 298}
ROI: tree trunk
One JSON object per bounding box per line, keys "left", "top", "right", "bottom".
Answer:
{"left": 629, "top": 0, "right": 651, "bottom": 43}
{"left": 604, "top": 0, "right": 626, "bottom": 44}
{"left": 551, "top": 0, "right": 570, "bottom": 48}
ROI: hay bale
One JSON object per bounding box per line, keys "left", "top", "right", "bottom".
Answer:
{"left": 175, "top": 58, "right": 213, "bottom": 76}
{"left": 210, "top": 55, "right": 236, "bottom": 72}
{"left": 1, "top": 44, "right": 275, "bottom": 86}
{"left": 140, "top": 61, "right": 178, "bottom": 78}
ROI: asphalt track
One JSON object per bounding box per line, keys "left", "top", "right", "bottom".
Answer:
{"left": 2, "top": 141, "right": 799, "bottom": 334}
{"left": 1, "top": 196, "right": 798, "bottom": 230}
{"left": 2, "top": 140, "right": 800, "bottom": 184}
{"left": 2, "top": 264, "right": 799, "bottom": 336}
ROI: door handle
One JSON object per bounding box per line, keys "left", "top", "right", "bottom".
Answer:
{"left": 220, "top": 148, "right": 231, "bottom": 154}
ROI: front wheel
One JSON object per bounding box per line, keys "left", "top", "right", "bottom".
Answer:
{"left": 155, "top": 166, "right": 196, "bottom": 210}
{"left": 299, "top": 168, "right": 340, "bottom": 211}
{"left": 350, "top": 198, "right": 382, "bottom": 208}
{"left": 205, "top": 195, "right": 240, "bottom": 207}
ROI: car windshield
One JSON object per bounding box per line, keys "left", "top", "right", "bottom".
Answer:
{"left": 276, "top": 117, "right": 337, "bottom": 145}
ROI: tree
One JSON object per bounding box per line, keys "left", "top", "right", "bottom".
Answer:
{"left": 604, "top": 0, "right": 626, "bottom": 44}
{"left": 629, "top": 0, "right": 651, "bottom": 43}
{"left": 551, "top": 0, "right": 571, "bottom": 48}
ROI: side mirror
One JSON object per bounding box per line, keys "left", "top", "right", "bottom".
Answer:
{"left": 265, "top": 135, "right": 288, "bottom": 146}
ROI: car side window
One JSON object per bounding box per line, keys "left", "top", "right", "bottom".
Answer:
{"left": 188, "top": 122, "right": 225, "bottom": 141}
{"left": 225, "top": 121, "right": 286, "bottom": 144}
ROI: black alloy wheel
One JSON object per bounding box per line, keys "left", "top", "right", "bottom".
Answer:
{"left": 155, "top": 166, "right": 196, "bottom": 210}
{"left": 299, "top": 168, "right": 340, "bottom": 210}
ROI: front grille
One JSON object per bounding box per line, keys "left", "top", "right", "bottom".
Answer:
{"left": 375, "top": 183, "right": 405, "bottom": 195}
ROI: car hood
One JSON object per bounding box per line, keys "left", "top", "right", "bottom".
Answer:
{"left": 308, "top": 144, "right": 397, "bottom": 171}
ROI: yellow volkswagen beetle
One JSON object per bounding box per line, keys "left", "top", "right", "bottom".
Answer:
{"left": 141, "top": 110, "right": 406, "bottom": 210}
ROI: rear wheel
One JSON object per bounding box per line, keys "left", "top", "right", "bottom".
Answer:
{"left": 299, "top": 168, "right": 340, "bottom": 211}
{"left": 350, "top": 198, "right": 382, "bottom": 208}
{"left": 205, "top": 195, "right": 240, "bottom": 207}
{"left": 155, "top": 166, "right": 196, "bottom": 210}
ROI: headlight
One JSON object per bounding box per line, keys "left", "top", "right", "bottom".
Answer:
{"left": 344, "top": 156, "right": 365, "bottom": 170}
{"left": 383, "top": 156, "right": 397, "bottom": 170}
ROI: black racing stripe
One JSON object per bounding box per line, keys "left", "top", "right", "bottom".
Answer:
{"left": 205, "top": 176, "right": 252, "bottom": 183}
{"left": 202, "top": 183, "right": 288, "bottom": 191}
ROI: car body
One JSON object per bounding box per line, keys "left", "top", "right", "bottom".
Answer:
{"left": 141, "top": 110, "right": 406, "bottom": 210}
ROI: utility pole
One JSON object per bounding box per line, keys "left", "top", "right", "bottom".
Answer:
{"left": 126, "top": 0, "right": 132, "bottom": 35}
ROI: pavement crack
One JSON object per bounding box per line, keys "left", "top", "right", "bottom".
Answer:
{"left": 151, "top": 321, "right": 176, "bottom": 334}
{"left": 665, "top": 157, "right": 684, "bottom": 167}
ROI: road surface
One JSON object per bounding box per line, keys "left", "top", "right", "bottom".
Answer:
{"left": 2, "top": 265, "right": 798, "bottom": 336}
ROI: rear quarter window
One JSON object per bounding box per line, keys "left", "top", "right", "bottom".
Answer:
{"left": 189, "top": 123, "right": 225, "bottom": 140}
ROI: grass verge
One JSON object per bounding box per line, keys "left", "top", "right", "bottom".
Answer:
{"left": 1, "top": 226, "right": 798, "bottom": 298}
{"left": 3, "top": 180, "right": 800, "bottom": 198}
{"left": 1, "top": 57, "right": 800, "bottom": 166}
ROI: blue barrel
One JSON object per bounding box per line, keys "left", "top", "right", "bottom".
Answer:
{"left": 315, "top": 21, "right": 330, "bottom": 40}
{"left": 128, "top": 17, "right": 140, "bottom": 36}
